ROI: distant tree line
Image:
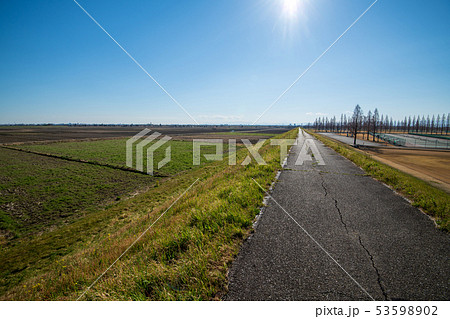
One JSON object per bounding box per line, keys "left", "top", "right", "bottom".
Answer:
{"left": 308, "top": 105, "right": 449, "bottom": 144}
{"left": 3, "top": 123, "right": 292, "bottom": 128}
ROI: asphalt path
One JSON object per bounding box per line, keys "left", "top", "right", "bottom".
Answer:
{"left": 320, "top": 132, "right": 381, "bottom": 147}
{"left": 226, "top": 130, "right": 449, "bottom": 300}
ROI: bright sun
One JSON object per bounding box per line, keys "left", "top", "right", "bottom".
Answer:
{"left": 282, "top": 0, "right": 300, "bottom": 17}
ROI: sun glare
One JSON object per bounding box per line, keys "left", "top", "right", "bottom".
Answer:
{"left": 276, "top": 0, "right": 309, "bottom": 41}
{"left": 282, "top": 0, "right": 300, "bottom": 18}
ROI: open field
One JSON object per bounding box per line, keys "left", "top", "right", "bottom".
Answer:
{"left": 363, "top": 148, "right": 450, "bottom": 193}
{"left": 1, "top": 132, "right": 242, "bottom": 244}
{"left": 2, "top": 126, "right": 448, "bottom": 300}
{"left": 0, "top": 125, "right": 289, "bottom": 242}
{"left": 11, "top": 139, "right": 227, "bottom": 176}
{"left": 0, "top": 148, "right": 156, "bottom": 242}
{"left": 0, "top": 128, "right": 297, "bottom": 300}
{"left": 0, "top": 125, "right": 291, "bottom": 144}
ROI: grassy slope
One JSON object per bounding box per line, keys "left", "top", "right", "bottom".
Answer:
{"left": 309, "top": 131, "right": 450, "bottom": 231}
{"left": 1, "top": 129, "right": 298, "bottom": 300}
{"left": 1, "top": 139, "right": 227, "bottom": 240}
{"left": 0, "top": 148, "right": 155, "bottom": 240}
{"left": 15, "top": 139, "right": 225, "bottom": 176}
{"left": 210, "top": 132, "right": 273, "bottom": 136}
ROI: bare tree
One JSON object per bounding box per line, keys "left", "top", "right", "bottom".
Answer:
{"left": 351, "top": 105, "right": 363, "bottom": 145}
{"left": 441, "top": 113, "right": 446, "bottom": 134}
{"left": 436, "top": 114, "right": 440, "bottom": 135}
{"left": 445, "top": 113, "right": 450, "bottom": 134}
{"left": 372, "top": 108, "right": 379, "bottom": 141}
{"left": 431, "top": 115, "right": 435, "bottom": 134}
{"left": 366, "top": 110, "right": 372, "bottom": 140}
{"left": 407, "top": 116, "right": 411, "bottom": 133}
{"left": 343, "top": 114, "right": 348, "bottom": 135}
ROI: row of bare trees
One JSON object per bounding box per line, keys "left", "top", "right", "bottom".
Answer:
{"left": 309, "top": 105, "right": 449, "bottom": 144}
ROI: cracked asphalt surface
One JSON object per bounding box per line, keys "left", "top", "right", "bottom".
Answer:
{"left": 225, "top": 130, "right": 450, "bottom": 300}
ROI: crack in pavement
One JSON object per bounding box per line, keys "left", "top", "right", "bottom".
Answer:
{"left": 333, "top": 198, "right": 349, "bottom": 234}
{"left": 319, "top": 170, "right": 388, "bottom": 301}
{"left": 358, "top": 236, "right": 389, "bottom": 301}
{"left": 321, "top": 178, "right": 328, "bottom": 198}
{"left": 319, "top": 172, "right": 349, "bottom": 234}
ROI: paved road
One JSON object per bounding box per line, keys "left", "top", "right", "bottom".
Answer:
{"left": 226, "top": 130, "right": 449, "bottom": 300}
{"left": 319, "top": 132, "right": 381, "bottom": 147}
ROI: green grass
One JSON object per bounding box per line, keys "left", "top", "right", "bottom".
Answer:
{"left": 0, "top": 210, "right": 20, "bottom": 239}
{"left": 0, "top": 129, "right": 298, "bottom": 300}
{"left": 15, "top": 139, "right": 227, "bottom": 176}
{"left": 0, "top": 147, "right": 156, "bottom": 240}
{"left": 1, "top": 138, "right": 229, "bottom": 241}
{"left": 210, "top": 131, "right": 275, "bottom": 136}
{"left": 309, "top": 130, "right": 450, "bottom": 231}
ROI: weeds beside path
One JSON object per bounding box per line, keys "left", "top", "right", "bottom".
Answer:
{"left": 1, "top": 129, "right": 298, "bottom": 300}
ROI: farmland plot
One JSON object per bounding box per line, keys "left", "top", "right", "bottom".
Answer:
{"left": 0, "top": 147, "right": 155, "bottom": 241}
{"left": 15, "top": 139, "right": 226, "bottom": 176}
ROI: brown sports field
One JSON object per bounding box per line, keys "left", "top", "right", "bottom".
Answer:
{"left": 364, "top": 147, "right": 450, "bottom": 193}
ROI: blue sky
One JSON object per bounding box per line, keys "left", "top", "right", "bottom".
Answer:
{"left": 0, "top": 0, "right": 449, "bottom": 125}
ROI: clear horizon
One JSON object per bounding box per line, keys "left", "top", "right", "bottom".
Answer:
{"left": 1, "top": 0, "right": 449, "bottom": 125}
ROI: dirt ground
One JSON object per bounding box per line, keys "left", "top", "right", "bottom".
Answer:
{"left": 0, "top": 125, "right": 292, "bottom": 144}
{"left": 364, "top": 148, "right": 450, "bottom": 193}
{"left": 335, "top": 132, "right": 389, "bottom": 145}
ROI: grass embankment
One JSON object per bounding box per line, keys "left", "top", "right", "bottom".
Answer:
{"left": 308, "top": 131, "right": 450, "bottom": 231}
{"left": 211, "top": 131, "right": 273, "bottom": 136}
{"left": 0, "top": 139, "right": 228, "bottom": 240}
{"left": 15, "top": 139, "right": 224, "bottom": 176}
{"left": 0, "top": 148, "right": 155, "bottom": 241}
{"left": 1, "top": 129, "right": 298, "bottom": 300}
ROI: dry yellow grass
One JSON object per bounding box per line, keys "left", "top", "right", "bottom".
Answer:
{"left": 1, "top": 129, "right": 298, "bottom": 300}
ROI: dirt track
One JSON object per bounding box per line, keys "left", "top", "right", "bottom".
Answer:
{"left": 364, "top": 148, "right": 450, "bottom": 193}
{"left": 318, "top": 132, "right": 450, "bottom": 193}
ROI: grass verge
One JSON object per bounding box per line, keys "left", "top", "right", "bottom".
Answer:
{"left": 14, "top": 139, "right": 226, "bottom": 176}
{"left": 1, "top": 129, "right": 298, "bottom": 300}
{"left": 308, "top": 130, "right": 450, "bottom": 231}
{"left": 0, "top": 147, "right": 156, "bottom": 241}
